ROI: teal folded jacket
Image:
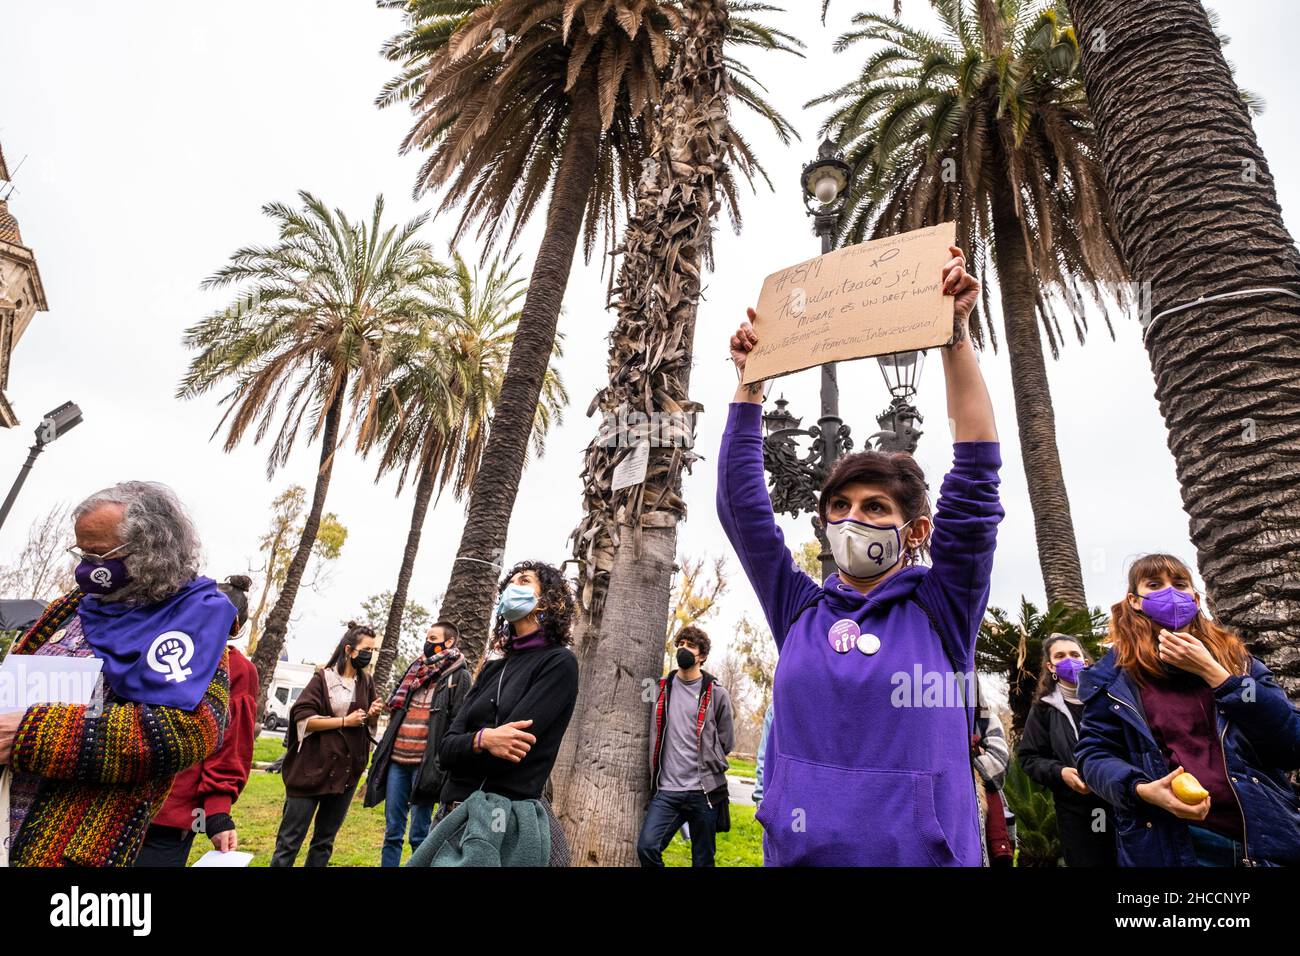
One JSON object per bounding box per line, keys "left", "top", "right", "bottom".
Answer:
{"left": 406, "top": 791, "right": 551, "bottom": 867}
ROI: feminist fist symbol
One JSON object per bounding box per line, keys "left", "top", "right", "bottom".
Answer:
{"left": 148, "top": 631, "right": 195, "bottom": 683}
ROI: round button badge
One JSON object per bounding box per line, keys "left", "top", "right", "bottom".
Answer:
{"left": 856, "top": 632, "right": 881, "bottom": 656}
{"left": 828, "top": 619, "right": 860, "bottom": 654}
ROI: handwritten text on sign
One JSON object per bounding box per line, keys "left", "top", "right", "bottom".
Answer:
{"left": 741, "top": 222, "right": 957, "bottom": 384}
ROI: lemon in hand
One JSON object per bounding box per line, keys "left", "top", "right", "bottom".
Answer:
{"left": 1172, "top": 772, "right": 1209, "bottom": 805}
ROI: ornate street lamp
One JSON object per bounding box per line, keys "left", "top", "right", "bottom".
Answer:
{"left": 759, "top": 139, "right": 929, "bottom": 580}
{"left": 872, "top": 351, "right": 925, "bottom": 454}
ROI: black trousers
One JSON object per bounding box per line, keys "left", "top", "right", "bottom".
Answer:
{"left": 270, "top": 782, "right": 358, "bottom": 868}
{"left": 1056, "top": 796, "right": 1118, "bottom": 867}
{"left": 133, "top": 824, "right": 198, "bottom": 867}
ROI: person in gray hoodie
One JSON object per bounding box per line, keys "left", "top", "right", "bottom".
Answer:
{"left": 637, "top": 625, "right": 735, "bottom": 867}
{"left": 1016, "top": 633, "right": 1117, "bottom": 866}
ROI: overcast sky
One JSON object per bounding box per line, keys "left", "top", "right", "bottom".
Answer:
{"left": 1, "top": 1, "right": 1295, "bottom": 677}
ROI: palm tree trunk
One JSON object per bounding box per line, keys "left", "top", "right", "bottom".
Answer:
{"left": 374, "top": 459, "right": 437, "bottom": 694}
{"left": 251, "top": 384, "right": 346, "bottom": 728}
{"left": 434, "top": 74, "right": 603, "bottom": 663}
{"left": 244, "top": 530, "right": 284, "bottom": 655}
{"left": 548, "top": 606, "right": 595, "bottom": 802}
{"left": 560, "top": 521, "right": 679, "bottom": 866}
{"left": 992, "top": 174, "right": 1089, "bottom": 611}
{"left": 553, "top": 0, "right": 730, "bottom": 863}
{"left": 1066, "top": 0, "right": 1300, "bottom": 697}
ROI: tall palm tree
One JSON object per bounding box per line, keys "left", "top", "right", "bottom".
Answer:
{"left": 1061, "top": 0, "right": 1300, "bottom": 700}
{"left": 362, "top": 252, "right": 567, "bottom": 692}
{"left": 548, "top": 0, "right": 747, "bottom": 866}
{"left": 378, "top": 0, "right": 796, "bottom": 659}
{"left": 178, "top": 192, "right": 447, "bottom": 714}
{"left": 810, "top": 0, "right": 1130, "bottom": 611}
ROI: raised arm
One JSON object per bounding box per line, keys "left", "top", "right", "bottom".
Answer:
{"left": 716, "top": 375, "right": 821, "bottom": 649}
{"left": 938, "top": 245, "right": 996, "bottom": 443}
{"left": 915, "top": 247, "right": 1003, "bottom": 659}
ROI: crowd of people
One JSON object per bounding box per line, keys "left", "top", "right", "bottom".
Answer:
{"left": 0, "top": 247, "right": 1296, "bottom": 868}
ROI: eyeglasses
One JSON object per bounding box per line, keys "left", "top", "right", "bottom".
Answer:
{"left": 66, "top": 543, "right": 129, "bottom": 565}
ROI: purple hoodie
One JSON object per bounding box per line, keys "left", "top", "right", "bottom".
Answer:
{"left": 717, "top": 402, "right": 1003, "bottom": 866}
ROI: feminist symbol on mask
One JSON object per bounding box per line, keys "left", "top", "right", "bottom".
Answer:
{"left": 89, "top": 566, "right": 114, "bottom": 588}
{"left": 148, "top": 631, "right": 195, "bottom": 683}
{"left": 866, "top": 541, "right": 887, "bottom": 565}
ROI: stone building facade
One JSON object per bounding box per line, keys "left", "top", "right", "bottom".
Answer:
{"left": 0, "top": 141, "right": 49, "bottom": 427}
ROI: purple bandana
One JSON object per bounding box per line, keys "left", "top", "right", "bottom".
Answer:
{"left": 76, "top": 576, "right": 237, "bottom": 709}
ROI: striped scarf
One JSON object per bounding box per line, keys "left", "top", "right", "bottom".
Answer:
{"left": 388, "top": 648, "right": 463, "bottom": 711}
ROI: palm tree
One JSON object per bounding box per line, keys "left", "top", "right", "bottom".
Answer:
{"left": 977, "top": 596, "right": 1103, "bottom": 734}
{"left": 546, "top": 0, "right": 800, "bottom": 821}
{"left": 178, "top": 192, "right": 447, "bottom": 715}
{"left": 361, "top": 251, "right": 567, "bottom": 692}
{"left": 548, "top": 0, "right": 758, "bottom": 866}
{"left": 377, "top": 0, "right": 796, "bottom": 659}
{"left": 1061, "top": 0, "right": 1300, "bottom": 700}
{"left": 810, "top": 0, "right": 1130, "bottom": 611}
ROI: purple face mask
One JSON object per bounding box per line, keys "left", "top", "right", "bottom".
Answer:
{"left": 1054, "top": 657, "right": 1084, "bottom": 685}
{"left": 75, "top": 558, "right": 131, "bottom": 595}
{"left": 1139, "top": 586, "right": 1198, "bottom": 631}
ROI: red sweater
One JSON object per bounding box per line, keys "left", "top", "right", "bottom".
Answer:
{"left": 152, "top": 646, "right": 259, "bottom": 831}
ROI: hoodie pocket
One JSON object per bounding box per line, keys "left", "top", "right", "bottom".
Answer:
{"left": 757, "top": 754, "right": 960, "bottom": 866}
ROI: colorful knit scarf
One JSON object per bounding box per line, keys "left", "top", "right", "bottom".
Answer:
{"left": 388, "top": 648, "right": 464, "bottom": 711}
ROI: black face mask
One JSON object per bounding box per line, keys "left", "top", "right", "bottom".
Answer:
{"left": 676, "top": 647, "right": 697, "bottom": 670}
{"left": 351, "top": 650, "right": 373, "bottom": 670}
{"left": 424, "top": 641, "right": 445, "bottom": 659}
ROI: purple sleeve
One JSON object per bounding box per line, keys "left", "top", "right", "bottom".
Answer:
{"left": 915, "top": 441, "right": 1004, "bottom": 669}
{"left": 716, "top": 402, "right": 822, "bottom": 650}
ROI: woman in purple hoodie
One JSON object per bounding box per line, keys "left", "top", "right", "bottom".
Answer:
{"left": 719, "top": 246, "right": 1001, "bottom": 866}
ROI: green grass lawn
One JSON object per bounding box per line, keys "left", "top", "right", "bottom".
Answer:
{"left": 662, "top": 803, "right": 763, "bottom": 867}
{"left": 191, "top": 767, "right": 763, "bottom": 867}
{"left": 726, "top": 755, "right": 756, "bottom": 779}
{"left": 185, "top": 770, "right": 399, "bottom": 867}
{"left": 252, "top": 735, "right": 285, "bottom": 765}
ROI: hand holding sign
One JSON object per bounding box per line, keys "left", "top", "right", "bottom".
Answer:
{"left": 741, "top": 222, "right": 969, "bottom": 384}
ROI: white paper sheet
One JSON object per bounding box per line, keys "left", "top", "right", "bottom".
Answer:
{"left": 191, "top": 850, "right": 254, "bottom": 868}
{"left": 0, "top": 655, "right": 103, "bottom": 713}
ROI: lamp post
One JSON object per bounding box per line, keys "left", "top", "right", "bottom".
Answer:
{"left": 0, "top": 401, "right": 82, "bottom": 534}
{"left": 760, "top": 140, "right": 926, "bottom": 581}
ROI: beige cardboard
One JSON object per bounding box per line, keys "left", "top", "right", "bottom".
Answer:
{"left": 742, "top": 221, "right": 957, "bottom": 384}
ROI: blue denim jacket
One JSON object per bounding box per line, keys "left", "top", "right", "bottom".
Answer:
{"left": 1076, "top": 650, "right": 1300, "bottom": 866}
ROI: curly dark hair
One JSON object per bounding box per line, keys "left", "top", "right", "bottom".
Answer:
{"left": 491, "top": 560, "right": 575, "bottom": 651}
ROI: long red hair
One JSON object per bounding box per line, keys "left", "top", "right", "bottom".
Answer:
{"left": 1108, "top": 553, "right": 1250, "bottom": 685}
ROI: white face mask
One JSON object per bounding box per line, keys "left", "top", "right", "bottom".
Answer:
{"left": 825, "top": 517, "right": 913, "bottom": 580}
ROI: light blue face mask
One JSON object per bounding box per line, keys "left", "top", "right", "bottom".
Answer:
{"left": 496, "top": 583, "right": 539, "bottom": 622}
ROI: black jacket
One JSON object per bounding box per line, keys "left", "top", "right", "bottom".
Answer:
{"left": 438, "top": 643, "right": 579, "bottom": 804}
{"left": 364, "top": 659, "right": 471, "bottom": 809}
{"left": 1018, "top": 688, "right": 1108, "bottom": 811}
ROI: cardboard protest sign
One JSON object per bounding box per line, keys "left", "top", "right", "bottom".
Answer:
{"left": 741, "top": 222, "right": 957, "bottom": 384}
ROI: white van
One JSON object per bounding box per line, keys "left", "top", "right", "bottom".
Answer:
{"left": 263, "top": 661, "right": 317, "bottom": 732}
